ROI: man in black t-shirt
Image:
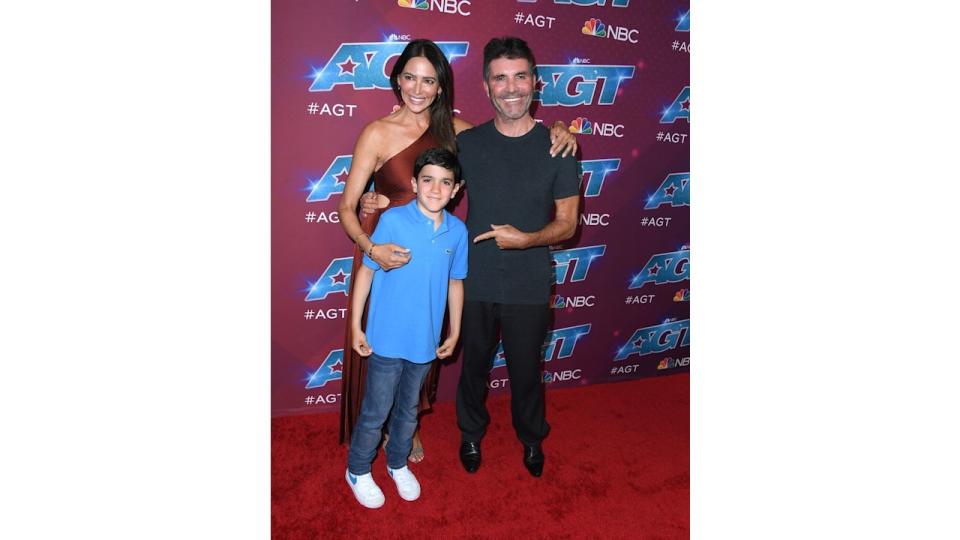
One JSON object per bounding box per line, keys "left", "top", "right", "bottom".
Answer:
{"left": 454, "top": 37, "right": 580, "bottom": 478}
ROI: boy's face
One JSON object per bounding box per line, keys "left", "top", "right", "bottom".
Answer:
{"left": 411, "top": 164, "right": 460, "bottom": 214}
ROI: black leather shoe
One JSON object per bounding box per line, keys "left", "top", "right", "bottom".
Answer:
{"left": 459, "top": 441, "right": 481, "bottom": 473}
{"left": 522, "top": 444, "right": 544, "bottom": 477}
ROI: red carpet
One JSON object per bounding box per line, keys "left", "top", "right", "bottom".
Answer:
{"left": 272, "top": 374, "right": 689, "bottom": 539}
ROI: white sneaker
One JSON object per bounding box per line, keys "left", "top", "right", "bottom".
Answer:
{"left": 387, "top": 465, "right": 421, "bottom": 501}
{"left": 345, "top": 469, "right": 385, "bottom": 509}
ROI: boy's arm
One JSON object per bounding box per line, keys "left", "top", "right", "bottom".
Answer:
{"left": 350, "top": 264, "right": 375, "bottom": 356}
{"left": 436, "top": 279, "right": 463, "bottom": 359}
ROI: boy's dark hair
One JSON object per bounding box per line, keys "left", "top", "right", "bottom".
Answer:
{"left": 413, "top": 147, "right": 462, "bottom": 184}
{"left": 482, "top": 36, "right": 536, "bottom": 81}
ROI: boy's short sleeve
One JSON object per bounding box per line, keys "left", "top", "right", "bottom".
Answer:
{"left": 362, "top": 213, "right": 393, "bottom": 271}
{"left": 450, "top": 225, "right": 468, "bottom": 280}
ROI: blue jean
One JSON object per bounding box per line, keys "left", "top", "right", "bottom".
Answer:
{"left": 347, "top": 352, "right": 433, "bottom": 474}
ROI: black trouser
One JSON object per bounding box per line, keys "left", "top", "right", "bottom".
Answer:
{"left": 456, "top": 301, "right": 551, "bottom": 446}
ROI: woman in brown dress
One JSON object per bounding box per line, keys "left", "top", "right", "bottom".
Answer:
{"left": 337, "top": 39, "right": 576, "bottom": 461}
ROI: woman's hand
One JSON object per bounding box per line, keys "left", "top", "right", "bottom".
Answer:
{"left": 549, "top": 120, "right": 578, "bottom": 157}
{"left": 369, "top": 243, "right": 411, "bottom": 270}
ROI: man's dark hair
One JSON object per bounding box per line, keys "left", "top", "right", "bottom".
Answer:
{"left": 413, "top": 147, "right": 462, "bottom": 184}
{"left": 482, "top": 36, "right": 536, "bottom": 81}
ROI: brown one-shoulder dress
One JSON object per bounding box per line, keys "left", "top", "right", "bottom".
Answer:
{"left": 338, "top": 129, "right": 443, "bottom": 444}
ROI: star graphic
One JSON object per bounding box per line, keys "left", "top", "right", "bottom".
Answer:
{"left": 632, "top": 335, "right": 646, "bottom": 349}
{"left": 664, "top": 185, "right": 677, "bottom": 196}
{"left": 328, "top": 359, "right": 343, "bottom": 374}
{"left": 329, "top": 269, "right": 348, "bottom": 285}
{"left": 648, "top": 263, "right": 661, "bottom": 275}
{"left": 337, "top": 56, "right": 359, "bottom": 76}
{"left": 680, "top": 97, "right": 690, "bottom": 111}
{"left": 333, "top": 167, "right": 349, "bottom": 186}
{"left": 535, "top": 76, "right": 546, "bottom": 94}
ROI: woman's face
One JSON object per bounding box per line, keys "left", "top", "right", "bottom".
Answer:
{"left": 397, "top": 56, "right": 440, "bottom": 114}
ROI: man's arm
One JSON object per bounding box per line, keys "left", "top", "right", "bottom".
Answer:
{"left": 472, "top": 195, "right": 579, "bottom": 249}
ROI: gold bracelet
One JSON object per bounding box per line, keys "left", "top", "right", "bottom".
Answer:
{"left": 366, "top": 243, "right": 376, "bottom": 257}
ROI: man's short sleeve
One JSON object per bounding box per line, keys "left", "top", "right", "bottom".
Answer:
{"left": 362, "top": 213, "right": 394, "bottom": 270}
{"left": 450, "top": 226, "right": 468, "bottom": 280}
{"left": 553, "top": 154, "right": 581, "bottom": 200}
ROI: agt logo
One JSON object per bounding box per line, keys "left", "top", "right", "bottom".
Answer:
{"left": 658, "top": 356, "right": 690, "bottom": 370}
{"left": 660, "top": 86, "right": 690, "bottom": 123}
{"left": 645, "top": 172, "right": 689, "bottom": 209}
{"left": 552, "top": 245, "right": 605, "bottom": 284}
{"left": 569, "top": 117, "right": 624, "bottom": 137}
{"left": 629, "top": 248, "right": 690, "bottom": 289}
{"left": 535, "top": 64, "right": 634, "bottom": 106}
{"left": 491, "top": 324, "right": 591, "bottom": 369}
{"left": 615, "top": 318, "right": 690, "bottom": 360}
{"left": 304, "top": 257, "right": 352, "bottom": 301}
{"left": 676, "top": 10, "right": 690, "bottom": 32}
{"left": 580, "top": 158, "right": 620, "bottom": 197}
{"left": 306, "top": 155, "right": 352, "bottom": 202}
{"left": 309, "top": 41, "right": 469, "bottom": 92}
{"left": 554, "top": 0, "right": 630, "bottom": 7}
{"left": 581, "top": 18, "right": 639, "bottom": 43}
{"left": 305, "top": 349, "right": 344, "bottom": 388}
{"left": 399, "top": 0, "right": 472, "bottom": 16}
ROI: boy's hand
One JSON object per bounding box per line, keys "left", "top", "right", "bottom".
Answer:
{"left": 353, "top": 332, "right": 373, "bottom": 357}
{"left": 436, "top": 336, "right": 458, "bottom": 359}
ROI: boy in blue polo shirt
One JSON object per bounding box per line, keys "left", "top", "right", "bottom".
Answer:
{"left": 345, "top": 148, "right": 467, "bottom": 509}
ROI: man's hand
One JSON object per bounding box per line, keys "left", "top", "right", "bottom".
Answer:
{"left": 473, "top": 224, "right": 530, "bottom": 249}
{"left": 359, "top": 192, "right": 390, "bottom": 217}
{"left": 436, "top": 335, "right": 458, "bottom": 359}
{"left": 352, "top": 331, "right": 373, "bottom": 357}
{"left": 370, "top": 243, "right": 412, "bottom": 270}
{"left": 549, "top": 120, "right": 578, "bottom": 158}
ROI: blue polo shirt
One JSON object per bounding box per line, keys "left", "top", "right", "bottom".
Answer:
{"left": 363, "top": 200, "right": 468, "bottom": 363}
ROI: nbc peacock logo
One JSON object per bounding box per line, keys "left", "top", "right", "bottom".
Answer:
{"left": 582, "top": 18, "right": 606, "bottom": 37}
{"left": 398, "top": 0, "right": 428, "bottom": 9}
{"left": 569, "top": 117, "right": 593, "bottom": 134}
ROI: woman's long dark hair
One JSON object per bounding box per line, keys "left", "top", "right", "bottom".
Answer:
{"left": 389, "top": 39, "right": 457, "bottom": 153}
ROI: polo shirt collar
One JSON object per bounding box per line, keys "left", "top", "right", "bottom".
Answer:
{"left": 403, "top": 199, "right": 449, "bottom": 235}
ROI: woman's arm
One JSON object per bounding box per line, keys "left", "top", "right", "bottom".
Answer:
{"left": 338, "top": 123, "right": 380, "bottom": 252}
{"left": 337, "top": 123, "right": 411, "bottom": 269}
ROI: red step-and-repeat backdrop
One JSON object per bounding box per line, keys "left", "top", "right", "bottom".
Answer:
{"left": 272, "top": 0, "right": 690, "bottom": 416}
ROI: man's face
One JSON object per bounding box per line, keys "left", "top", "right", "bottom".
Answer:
{"left": 483, "top": 57, "right": 534, "bottom": 121}
{"left": 411, "top": 164, "right": 459, "bottom": 214}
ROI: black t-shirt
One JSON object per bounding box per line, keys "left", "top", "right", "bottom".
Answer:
{"left": 457, "top": 120, "right": 580, "bottom": 304}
